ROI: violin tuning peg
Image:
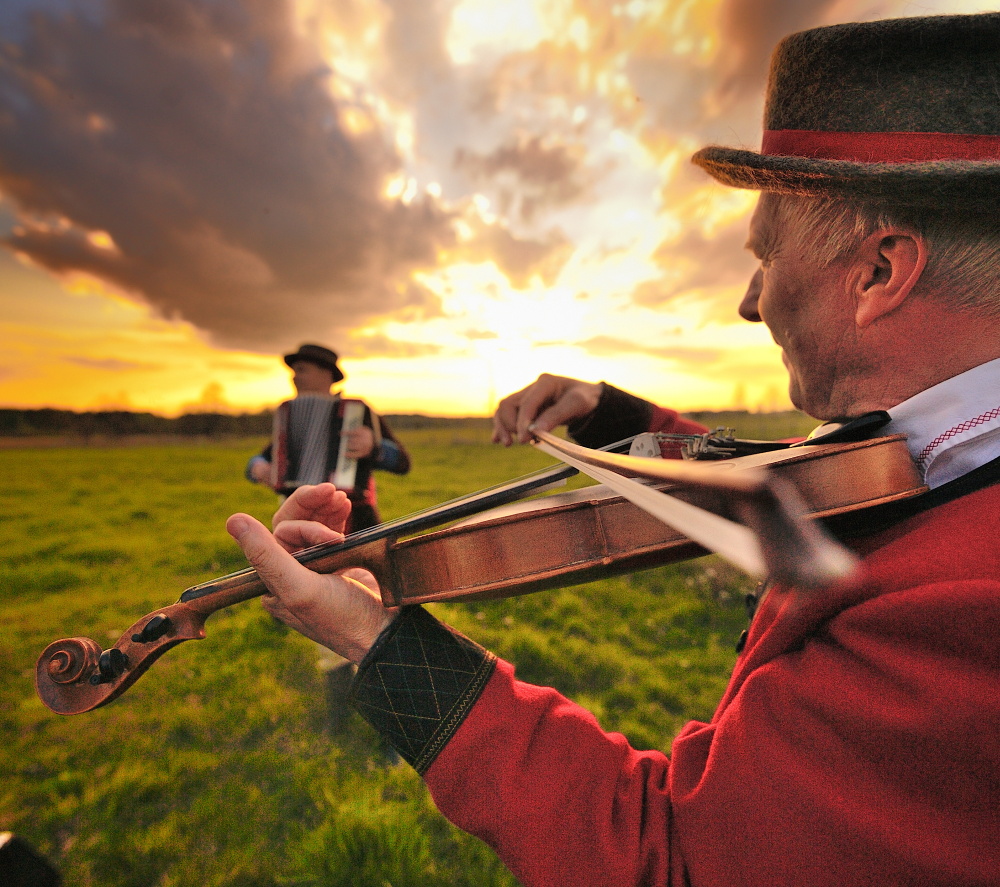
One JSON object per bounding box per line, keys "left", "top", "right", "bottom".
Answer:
{"left": 131, "top": 614, "right": 172, "bottom": 644}
{"left": 90, "top": 648, "right": 129, "bottom": 685}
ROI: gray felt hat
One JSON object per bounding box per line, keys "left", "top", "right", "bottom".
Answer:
{"left": 692, "top": 13, "right": 1000, "bottom": 206}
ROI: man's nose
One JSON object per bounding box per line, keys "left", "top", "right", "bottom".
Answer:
{"left": 739, "top": 268, "right": 763, "bottom": 322}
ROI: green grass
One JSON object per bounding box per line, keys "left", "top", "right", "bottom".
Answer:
{"left": 0, "top": 418, "right": 800, "bottom": 885}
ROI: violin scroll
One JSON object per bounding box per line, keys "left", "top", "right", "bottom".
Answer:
{"left": 39, "top": 637, "right": 102, "bottom": 686}
{"left": 35, "top": 603, "right": 210, "bottom": 715}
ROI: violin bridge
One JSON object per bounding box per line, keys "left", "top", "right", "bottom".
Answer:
{"left": 649, "top": 427, "right": 739, "bottom": 460}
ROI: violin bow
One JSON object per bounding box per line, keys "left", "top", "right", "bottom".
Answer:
{"left": 33, "top": 442, "right": 624, "bottom": 716}
{"left": 530, "top": 429, "right": 861, "bottom": 589}
{"left": 35, "top": 432, "right": 866, "bottom": 716}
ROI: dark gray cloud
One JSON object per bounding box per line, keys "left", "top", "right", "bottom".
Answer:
{"left": 455, "top": 133, "right": 589, "bottom": 223}
{"left": 0, "top": 0, "right": 513, "bottom": 357}
{"left": 459, "top": 218, "right": 572, "bottom": 288}
{"left": 712, "top": 0, "right": 847, "bottom": 106}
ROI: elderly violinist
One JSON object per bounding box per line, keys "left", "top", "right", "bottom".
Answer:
{"left": 227, "top": 13, "right": 1000, "bottom": 887}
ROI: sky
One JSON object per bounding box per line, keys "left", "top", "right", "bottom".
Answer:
{"left": 0, "top": 0, "right": 996, "bottom": 418}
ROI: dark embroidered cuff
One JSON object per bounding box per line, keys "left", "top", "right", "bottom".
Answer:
{"left": 567, "top": 383, "right": 655, "bottom": 449}
{"left": 349, "top": 606, "right": 497, "bottom": 774}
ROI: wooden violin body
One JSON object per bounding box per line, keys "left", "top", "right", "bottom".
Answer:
{"left": 36, "top": 435, "right": 926, "bottom": 715}
{"left": 405, "top": 433, "right": 923, "bottom": 605}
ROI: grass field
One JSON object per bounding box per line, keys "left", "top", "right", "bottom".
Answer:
{"left": 1, "top": 414, "right": 814, "bottom": 886}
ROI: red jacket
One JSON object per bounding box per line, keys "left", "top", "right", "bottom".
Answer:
{"left": 350, "top": 389, "right": 1000, "bottom": 886}
{"left": 421, "top": 481, "right": 1000, "bottom": 886}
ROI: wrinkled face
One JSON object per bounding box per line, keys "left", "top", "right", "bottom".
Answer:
{"left": 740, "top": 194, "right": 860, "bottom": 420}
{"left": 290, "top": 360, "right": 336, "bottom": 395}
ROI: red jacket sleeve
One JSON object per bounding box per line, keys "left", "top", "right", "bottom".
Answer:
{"left": 425, "top": 659, "right": 673, "bottom": 887}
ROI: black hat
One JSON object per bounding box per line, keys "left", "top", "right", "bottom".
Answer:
{"left": 692, "top": 13, "right": 1000, "bottom": 207}
{"left": 283, "top": 344, "right": 344, "bottom": 383}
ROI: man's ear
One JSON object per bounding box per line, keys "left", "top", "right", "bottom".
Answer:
{"left": 852, "top": 229, "right": 928, "bottom": 329}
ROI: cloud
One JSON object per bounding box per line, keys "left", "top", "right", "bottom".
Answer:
{"left": 0, "top": 0, "right": 939, "bottom": 374}
{"left": 455, "top": 216, "right": 572, "bottom": 288}
{"left": 633, "top": 213, "right": 758, "bottom": 320}
{"left": 343, "top": 330, "right": 444, "bottom": 359}
{"left": 64, "top": 355, "right": 160, "bottom": 372}
{"left": 579, "top": 335, "right": 721, "bottom": 364}
{"left": 0, "top": 0, "right": 455, "bottom": 353}
{"left": 628, "top": 0, "right": 908, "bottom": 323}
{"left": 464, "top": 328, "right": 499, "bottom": 341}
{"left": 454, "top": 133, "right": 590, "bottom": 223}
{"left": 707, "top": 0, "right": 903, "bottom": 119}
{"left": 711, "top": 0, "right": 844, "bottom": 108}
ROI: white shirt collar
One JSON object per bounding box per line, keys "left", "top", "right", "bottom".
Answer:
{"left": 884, "top": 356, "right": 1000, "bottom": 489}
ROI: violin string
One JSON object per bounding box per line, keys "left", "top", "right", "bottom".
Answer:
{"left": 184, "top": 435, "right": 644, "bottom": 597}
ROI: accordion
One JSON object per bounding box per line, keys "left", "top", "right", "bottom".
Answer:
{"left": 271, "top": 395, "right": 369, "bottom": 494}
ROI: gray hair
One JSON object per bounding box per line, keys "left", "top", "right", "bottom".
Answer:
{"left": 770, "top": 193, "right": 1000, "bottom": 316}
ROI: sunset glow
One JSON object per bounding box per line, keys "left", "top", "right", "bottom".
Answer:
{"left": 1, "top": 0, "right": 992, "bottom": 420}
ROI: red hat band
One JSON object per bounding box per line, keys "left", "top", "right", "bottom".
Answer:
{"left": 761, "top": 130, "right": 1000, "bottom": 164}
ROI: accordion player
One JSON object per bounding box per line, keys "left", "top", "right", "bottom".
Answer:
{"left": 258, "top": 394, "right": 410, "bottom": 532}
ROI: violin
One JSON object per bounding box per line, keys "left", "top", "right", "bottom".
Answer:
{"left": 35, "top": 434, "right": 926, "bottom": 716}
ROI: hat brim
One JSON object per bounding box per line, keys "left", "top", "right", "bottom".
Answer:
{"left": 693, "top": 146, "right": 1000, "bottom": 206}
{"left": 283, "top": 353, "right": 344, "bottom": 383}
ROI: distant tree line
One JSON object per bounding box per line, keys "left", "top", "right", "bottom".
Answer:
{"left": 0, "top": 408, "right": 492, "bottom": 440}
{"left": 0, "top": 407, "right": 810, "bottom": 442}
{"left": 0, "top": 407, "right": 274, "bottom": 439}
